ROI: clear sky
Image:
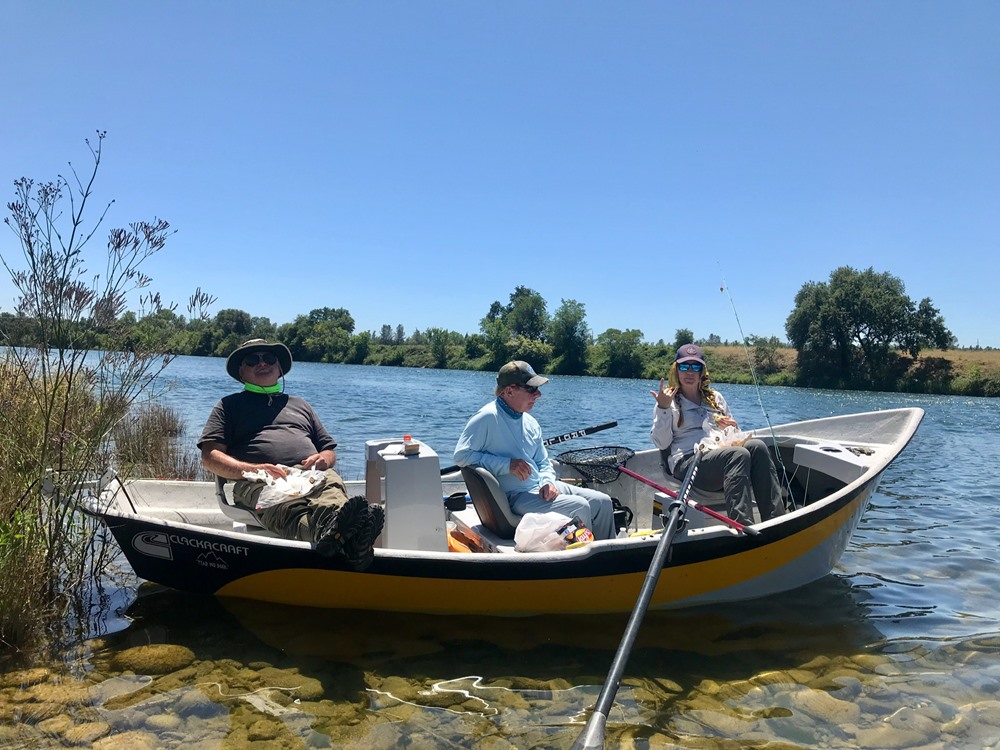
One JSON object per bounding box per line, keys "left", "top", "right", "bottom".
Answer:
{"left": 2, "top": 2, "right": 998, "bottom": 348}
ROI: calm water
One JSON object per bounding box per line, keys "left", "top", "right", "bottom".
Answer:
{"left": 7, "top": 357, "right": 1000, "bottom": 748}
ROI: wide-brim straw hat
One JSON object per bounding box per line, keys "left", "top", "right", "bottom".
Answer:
{"left": 226, "top": 339, "right": 293, "bottom": 381}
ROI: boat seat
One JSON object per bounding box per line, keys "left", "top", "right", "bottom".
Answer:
{"left": 214, "top": 476, "right": 266, "bottom": 530}
{"left": 460, "top": 466, "right": 522, "bottom": 539}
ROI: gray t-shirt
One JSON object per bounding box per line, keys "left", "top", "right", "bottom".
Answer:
{"left": 197, "top": 390, "right": 336, "bottom": 466}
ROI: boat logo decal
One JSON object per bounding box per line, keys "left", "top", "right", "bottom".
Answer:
{"left": 131, "top": 531, "right": 251, "bottom": 568}
{"left": 133, "top": 531, "right": 173, "bottom": 560}
{"left": 196, "top": 550, "right": 230, "bottom": 571}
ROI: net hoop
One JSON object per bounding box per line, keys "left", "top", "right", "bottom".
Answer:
{"left": 556, "top": 446, "right": 637, "bottom": 485}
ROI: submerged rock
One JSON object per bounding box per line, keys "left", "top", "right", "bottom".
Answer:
{"left": 0, "top": 667, "right": 51, "bottom": 689}
{"left": 92, "top": 729, "right": 162, "bottom": 750}
{"left": 112, "top": 644, "right": 196, "bottom": 675}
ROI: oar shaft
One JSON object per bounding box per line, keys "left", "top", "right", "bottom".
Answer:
{"left": 574, "top": 503, "right": 685, "bottom": 749}
{"left": 571, "top": 452, "right": 702, "bottom": 750}
{"left": 616, "top": 464, "right": 756, "bottom": 536}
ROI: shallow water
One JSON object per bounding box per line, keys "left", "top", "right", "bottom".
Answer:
{"left": 3, "top": 358, "right": 1000, "bottom": 748}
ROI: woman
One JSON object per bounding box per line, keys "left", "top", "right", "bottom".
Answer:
{"left": 649, "top": 344, "right": 786, "bottom": 524}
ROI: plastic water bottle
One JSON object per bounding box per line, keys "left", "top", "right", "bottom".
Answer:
{"left": 403, "top": 434, "right": 420, "bottom": 456}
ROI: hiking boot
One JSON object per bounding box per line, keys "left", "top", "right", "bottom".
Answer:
{"left": 311, "top": 495, "right": 367, "bottom": 558}
{"left": 369, "top": 502, "right": 385, "bottom": 538}
{"left": 342, "top": 502, "right": 385, "bottom": 572}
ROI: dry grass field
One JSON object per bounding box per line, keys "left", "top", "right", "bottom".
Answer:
{"left": 922, "top": 348, "right": 1000, "bottom": 370}
{"left": 706, "top": 345, "right": 999, "bottom": 376}
{"left": 696, "top": 344, "right": 1000, "bottom": 395}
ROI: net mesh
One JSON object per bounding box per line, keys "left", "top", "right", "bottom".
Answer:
{"left": 556, "top": 446, "right": 637, "bottom": 485}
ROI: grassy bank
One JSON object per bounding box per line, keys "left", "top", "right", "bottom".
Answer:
{"left": 687, "top": 346, "right": 1000, "bottom": 396}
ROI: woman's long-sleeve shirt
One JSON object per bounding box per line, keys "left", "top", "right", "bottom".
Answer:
{"left": 651, "top": 390, "right": 732, "bottom": 474}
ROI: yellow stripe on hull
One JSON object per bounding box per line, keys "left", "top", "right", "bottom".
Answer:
{"left": 217, "top": 491, "right": 867, "bottom": 615}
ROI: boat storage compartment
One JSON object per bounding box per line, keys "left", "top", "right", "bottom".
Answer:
{"left": 365, "top": 438, "right": 447, "bottom": 551}
{"left": 792, "top": 441, "right": 869, "bottom": 484}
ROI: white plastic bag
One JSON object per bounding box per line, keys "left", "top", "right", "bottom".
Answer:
{"left": 514, "top": 511, "right": 574, "bottom": 552}
{"left": 696, "top": 416, "right": 753, "bottom": 452}
{"left": 241, "top": 466, "right": 327, "bottom": 510}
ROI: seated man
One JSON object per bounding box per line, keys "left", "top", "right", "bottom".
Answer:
{"left": 453, "top": 360, "right": 616, "bottom": 540}
{"left": 198, "top": 338, "right": 383, "bottom": 570}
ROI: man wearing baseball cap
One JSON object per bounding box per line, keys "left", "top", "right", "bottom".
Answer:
{"left": 453, "top": 360, "right": 616, "bottom": 540}
{"left": 198, "top": 338, "right": 384, "bottom": 570}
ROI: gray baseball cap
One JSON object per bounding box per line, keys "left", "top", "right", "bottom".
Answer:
{"left": 497, "top": 360, "right": 549, "bottom": 389}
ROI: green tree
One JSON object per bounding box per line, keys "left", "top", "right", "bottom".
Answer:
{"left": 747, "top": 334, "right": 784, "bottom": 376}
{"left": 426, "top": 327, "right": 451, "bottom": 368}
{"left": 480, "top": 318, "right": 512, "bottom": 369}
{"left": 505, "top": 286, "right": 549, "bottom": 340}
{"left": 482, "top": 301, "right": 504, "bottom": 324}
{"left": 673, "top": 328, "right": 694, "bottom": 350}
{"left": 347, "top": 330, "right": 371, "bottom": 364}
{"left": 129, "top": 308, "right": 185, "bottom": 350}
{"left": 279, "top": 307, "right": 355, "bottom": 362}
{"left": 249, "top": 316, "right": 276, "bottom": 341}
{"left": 508, "top": 334, "right": 553, "bottom": 370}
{"left": 547, "top": 299, "right": 591, "bottom": 375}
{"left": 211, "top": 308, "right": 254, "bottom": 356}
{"left": 463, "top": 333, "right": 487, "bottom": 359}
{"left": 593, "top": 328, "right": 645, "bottom": 379}
{"left": 786, "top": 266, "right": 954, "bottom": 389}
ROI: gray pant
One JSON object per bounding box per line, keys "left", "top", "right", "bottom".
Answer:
{"left": 509, "top": 481, "right": 617, "bottom": 540}
{"left": 673, "top": 439, "right": 786, "bottom": 525}
{"left": 233, "top": 467, "right": 350, "bottom": 541}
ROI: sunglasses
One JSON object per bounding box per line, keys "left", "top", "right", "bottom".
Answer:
{"left": 242, "top": 352, "right": 278, "bottom": 368}
{"left": 516, "top": 384, "right": 540, "bottom": 395}
{"left": 677, "top": 362, "right": 704, "bottom": 372}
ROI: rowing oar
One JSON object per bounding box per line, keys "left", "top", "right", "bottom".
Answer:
{"left": 570, "top": 450, "right": 703, "bottom": 750}
{"left": 439, "top": 420, "right": 618, "bottom": 476}
{"left": 557, "top": 446, "right": 758, "bottom": 536}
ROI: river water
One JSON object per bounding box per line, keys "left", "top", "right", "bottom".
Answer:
{"left": 3, "top": 356, "right": 1000, "bottom": 749}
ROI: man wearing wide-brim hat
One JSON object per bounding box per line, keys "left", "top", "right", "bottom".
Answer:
{"left": 198, "top": 338, "right": 384, "bottom": 570}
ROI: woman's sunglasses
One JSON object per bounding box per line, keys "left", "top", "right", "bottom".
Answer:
{"left": 242, "top": 352, "right": 278, "bottom": 367}
{"left": 516, "top": 384, "right": 540, "bottom": 394}
{"left": 677, "top": 362, "right": 704, "bottom": 372}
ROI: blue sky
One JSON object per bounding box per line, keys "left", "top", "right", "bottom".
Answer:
{"left": 2, "top": 2, "right": 998, "bottom": 348}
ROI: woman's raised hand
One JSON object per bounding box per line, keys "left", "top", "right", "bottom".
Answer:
{"left": 649, "top": 378, "right": 677, "bottom": 409}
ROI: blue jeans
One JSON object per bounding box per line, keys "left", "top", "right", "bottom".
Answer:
{"left": 509, "top": 481, "right": 616, "bottom": 540}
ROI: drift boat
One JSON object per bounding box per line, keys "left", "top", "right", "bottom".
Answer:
{"left": 82, "top": 407, "right": 923, "bottom": 615}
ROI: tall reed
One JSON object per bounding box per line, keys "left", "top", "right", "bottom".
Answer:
{"left": 112, "top": 402, "right": 207, "bottom": 480}
{"left": 0, "top": 133, "right": 213, "bottom": 655}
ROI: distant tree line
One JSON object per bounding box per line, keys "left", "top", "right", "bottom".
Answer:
{"left": 4, "top": 267, "right": 989, "bottom": 393}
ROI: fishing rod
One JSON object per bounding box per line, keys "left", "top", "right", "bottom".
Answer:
{"left": 719, "top": 272, "right": 797, "bottom": 509}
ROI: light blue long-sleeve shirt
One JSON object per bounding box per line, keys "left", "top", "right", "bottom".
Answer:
{"left": 453, "top": 398, "right": 557, "bottom": 498}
